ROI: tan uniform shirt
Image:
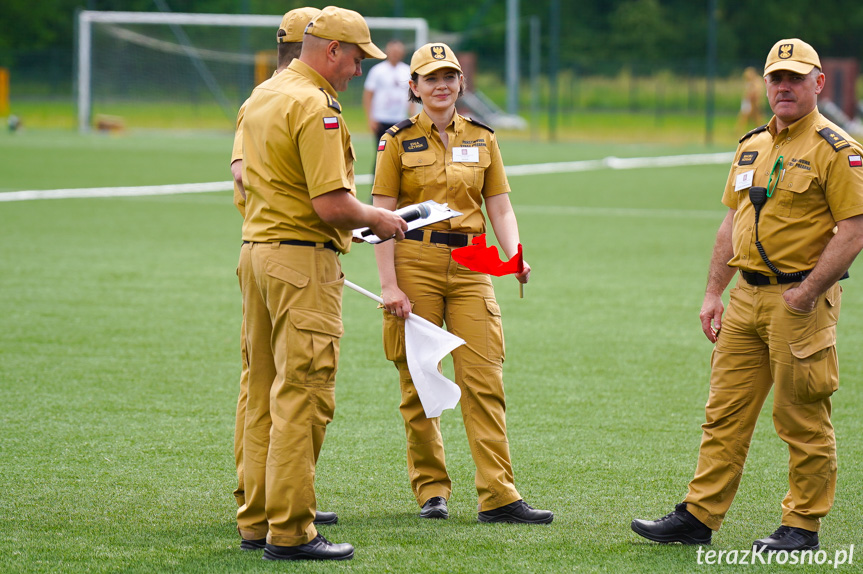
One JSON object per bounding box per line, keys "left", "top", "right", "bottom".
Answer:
{"left": 232, "top": 72, "right": 279, "bottom": 217}
{"left": 372, "top": 109, "right": 509, "bottom": 234}
{"left": 722, "top": 108, "right": 863, "bottom": 274}
{"left": 241, "top": 60, "right": 356, "bottom": 252}
{"left": 231, "top": 99, "right": 247, "bottom": 217}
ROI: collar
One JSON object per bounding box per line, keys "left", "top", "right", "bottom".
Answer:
{"left": 415, "top": 108, "right": 461, "bottom": 139}
{"left": 768, "top": 106, "right": 820, "bottom": 140}
{"left": 288, "top": 59, "right": 338, "bottom": 100}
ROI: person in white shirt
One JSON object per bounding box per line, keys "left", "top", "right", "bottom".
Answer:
{"left": 363, "top": 39, "right": 415, "bottom": 173}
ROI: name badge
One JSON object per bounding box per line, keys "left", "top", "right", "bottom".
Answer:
{"left": 452, "top": 147, "right": 479, "bottom": 163}
{"left": 734, "top": 169, "right": 754, "bottom": 191}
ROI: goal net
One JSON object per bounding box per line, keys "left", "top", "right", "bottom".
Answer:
{"left": 76, "top": 10, "right": 428, "bottom": 132}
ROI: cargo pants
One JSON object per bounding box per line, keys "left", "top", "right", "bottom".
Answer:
{"left": 383, "top": 236, "right": 522, "bottom": 512}
{"left": 685, "top": 278, "right": 841, "bottom": 532}
{"left": 237, "top": 242, "right": 343, "bottom": 546}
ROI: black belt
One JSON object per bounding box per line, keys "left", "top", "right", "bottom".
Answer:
{"left": 403, "top": 229, "right": 469, "bottom": 247}
{"left": 741, "top": 269, "right": 849, "bottom": 286}
{"left": 242, "top": 240, "right": 338, "bottom": 253}
{"left": 740, "top": 270, "right": 808, "bottom": 285}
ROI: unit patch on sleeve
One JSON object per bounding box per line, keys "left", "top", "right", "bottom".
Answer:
{"left": 738, "top": 151, "right": 758, "bottom": 166}
{"left": 402, "top": 137, "right": 429, "bottom": 152}
{"left": 378, "top": 140, "right": 386, "bottom": 152}
{"left": 323, "top": 116, "right": 339, "bottom": 130}
{"left": 849, "top": 154, "right": 862, "bottom": 167}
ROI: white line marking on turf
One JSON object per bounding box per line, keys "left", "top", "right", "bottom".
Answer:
{"left": 0, "top": 152, "right": 735, "bottom": 202}
{"left": 516, "top": 205, "right": 725, "bottom": 219}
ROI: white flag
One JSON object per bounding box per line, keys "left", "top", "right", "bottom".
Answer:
{"left": 404, "top": 314, "right": 464, "bottom": 418}
{"left": 342, "top": 279, "right": 464, "bottom": 418}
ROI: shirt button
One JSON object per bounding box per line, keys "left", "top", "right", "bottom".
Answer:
{"left": 786, "top": 137, "right": 791, "bottom": 141}
{"left": 776, "top": 145, "right": 780, "bottom": 149}
{"left": 449, "top": 187, "right": 454, "bottom": 191}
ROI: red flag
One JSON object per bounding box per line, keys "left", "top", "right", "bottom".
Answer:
{"left": 451, "top": 234, "right": 523, "bottom": 276}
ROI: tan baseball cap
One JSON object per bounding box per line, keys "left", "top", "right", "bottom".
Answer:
{"left": 277, "top": 7, "right": 320, "bottom": 44}
{"left": 410, "top": 43, "right": 462, "bottom": 75}
{"left": 304, "top": 6, "right": 386, "bottom": 59}
{"left": 763, "top": 38, "right": 821, "bottom": 77}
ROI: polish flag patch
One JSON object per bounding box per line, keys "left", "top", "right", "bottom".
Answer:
{"left": 849, "top": 154, "right": 862, "bottom": 167}
{"left": 377, "top": 140, "right": 386, "bottom": 151}
{"left": 323, "top": 116, "right": 339, "bottom": 130}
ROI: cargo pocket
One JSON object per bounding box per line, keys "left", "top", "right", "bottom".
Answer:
{"left": 382, "top": 306, "right": 408, "bottom": 362}
{"left": 484, "top": 298, "right": 505, "bottom": 363}
{"left": 287, "top": 308, "right": 343, "bottom": 386}
{"left": 790, "top": 326, "right": 838, "bottom": 404}
{"left": 266, "top": 259, "right": 310, "bottom": 289}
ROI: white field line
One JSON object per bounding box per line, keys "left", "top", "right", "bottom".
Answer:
{"left": 0, "top": 151, "right": 734, "bottom": 203}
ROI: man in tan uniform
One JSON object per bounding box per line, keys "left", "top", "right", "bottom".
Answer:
{"left": 236, "top": 6, "right": 406, "bottom": 561}
{"left": 632, "top": 39, "right": 863, "bottom": 552}
{"left": 229, "top": 5, "right": 324, "bottom": 521}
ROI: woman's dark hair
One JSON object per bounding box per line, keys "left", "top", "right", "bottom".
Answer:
{"left": 407, "top": 71, "right": 465, "bottom": 104}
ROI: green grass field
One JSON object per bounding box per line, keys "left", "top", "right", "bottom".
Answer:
{"left": 1, "top": 128, "right": 861, "bottom": 573}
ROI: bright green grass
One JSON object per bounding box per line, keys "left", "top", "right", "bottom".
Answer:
{"left": 1, "top": 133, "right": 861, "bottom": 573}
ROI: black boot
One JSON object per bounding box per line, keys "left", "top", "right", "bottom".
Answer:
{"left": 420, "top": 496, "right": 448, "bottom": 519}
{"left": 262, "top": 534, "right": 354, "bottom": 561}
{"left": 753, "top": 526, "right": 819, "bottom": 552}
{"left": 478, "top": 500, "right": 553, "bottom": 524}
{"left": 631, "top": 503, "right": 712, "bottom": 544}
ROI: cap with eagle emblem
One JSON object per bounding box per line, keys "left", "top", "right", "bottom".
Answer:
{"left": 763, "top": 38, "right": 821, "bottom": 77}
{"left": 410, "top": 42, "right": 462, "bottom": 75}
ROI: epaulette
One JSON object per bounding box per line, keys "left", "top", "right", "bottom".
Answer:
{"left": 385, "top": 118, "right": 414, "bottom": 137}
{"left": 738, "top": 124, "right": 768, "bottom": 143}
{"left": 817, "top": 126, "right": 851, "bottom": 151}
{"left": 465, "top": 116, "right": 494, "bottom": 133}
{"left": 318, "top": 88, "right": 341, "bottom": 113}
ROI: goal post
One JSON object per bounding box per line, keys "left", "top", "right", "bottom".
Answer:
{"left": 76, "top": 10, "right": 429, "bottom": 133}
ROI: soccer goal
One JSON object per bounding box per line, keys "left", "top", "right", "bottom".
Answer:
{"left": 76, "top": 10, "right": 429, "bottom": 133}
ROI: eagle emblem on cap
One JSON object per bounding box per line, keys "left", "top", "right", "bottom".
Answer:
{"left": 432, "top": 45, "right": 446, "bottom": 60}
{"left": 779, "top": 44, "right": 793, "bottom": 59}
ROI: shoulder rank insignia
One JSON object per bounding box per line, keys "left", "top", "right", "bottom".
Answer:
{"left": 738, "top": 124, "right": 768, "bottom": 143}
{"left": 817, "top": 126, "right": 851, "bottom": 151}
{"left": 318, "top": 88, "right": 341, "bottom": 113}
{"left": 385, "top": 118, "right": 414, "bottom": 137}
{"left": 465, "top": 116, "right": 494, "bottom": 133}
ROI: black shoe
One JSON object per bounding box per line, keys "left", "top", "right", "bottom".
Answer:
{"left": 262, "top": 534, "right": 354, "bottom": 561}
{"left": 420, "top": 496, "right": 448, "bottom": 519}
{"left": 314, "top": 511, "right": 338, "bottom": 525}
{"left": 631, "top": 503, "right": 712, "bottom": 545}
{"left": 240, "top": 537, "right": 266, "bottom": 551}
{"left": 478, "top": 499, "right": 553, "bottom": 524}
{"left": 753, "top": 526, "right": 819, "bottom": 552}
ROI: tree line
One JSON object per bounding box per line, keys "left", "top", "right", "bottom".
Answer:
{"left": 2, "top": 0, "right": 862, "bottom": 72}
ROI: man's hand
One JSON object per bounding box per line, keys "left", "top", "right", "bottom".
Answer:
{"left": 783, "top": 286, "right": 817, "bottom": 313}
{"left": 369, "top": 207, "right": 407, "bottom": 241}
{"left": 700, "top": 292, "right": 725, "bottom": 343}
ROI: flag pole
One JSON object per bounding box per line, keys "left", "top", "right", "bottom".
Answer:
{"left": 520, "top": 282, "right": 523, "bottom": 299}
{"left": 345, "top": 279, "right": 383, "bottom": 305}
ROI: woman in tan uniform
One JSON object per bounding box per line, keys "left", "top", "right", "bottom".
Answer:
{"left": 372, "top": 43, "right": 552, "bottom": 524}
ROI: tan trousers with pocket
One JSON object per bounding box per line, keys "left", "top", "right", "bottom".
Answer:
{"left": 685, "top": 278, "right": 841, "bottom": 532}
{"left": 383, "top": 238, "right": 522, "bottom": 512}
{"left": 237, "top": 242, "right": 343, "bottom": 546}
